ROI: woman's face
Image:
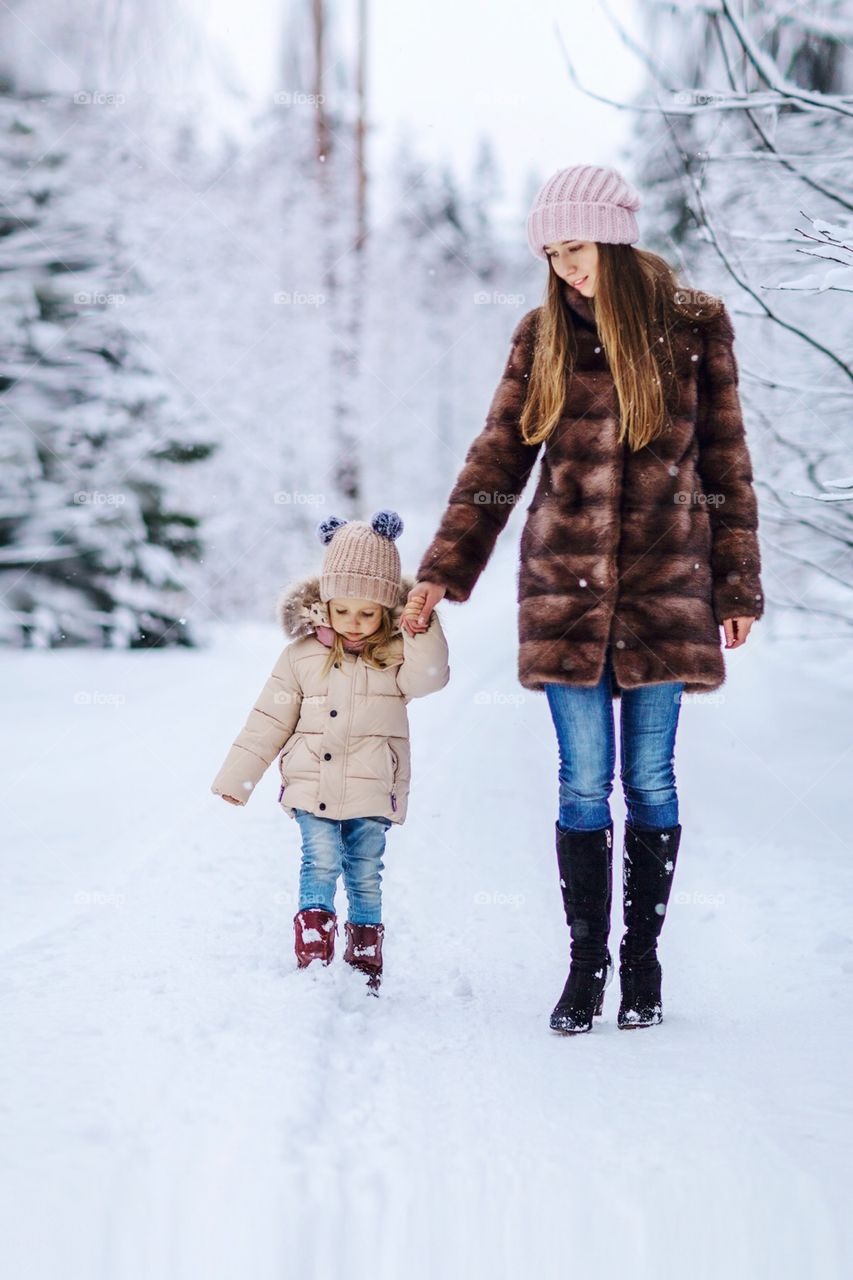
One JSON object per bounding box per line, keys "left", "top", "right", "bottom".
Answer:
{"left": 543, "top": 240, "right": 599, "bottom": 296}
{"left": 328, "top": 597, "right": 382, "bottom": 641}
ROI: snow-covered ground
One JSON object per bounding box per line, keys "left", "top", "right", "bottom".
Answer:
{"left": 3, "top": 547, "right": 852, "bottom": 1280}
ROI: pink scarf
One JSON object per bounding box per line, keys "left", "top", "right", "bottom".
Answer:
{"left": 314, "top": 623, "right": 368, "bottom": 654}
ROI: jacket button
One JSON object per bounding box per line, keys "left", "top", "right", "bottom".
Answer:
{"left": 319, "top": 802, "right": 326, "bottom": 810}
{"left": 324, "top": 752, "right": 331, "bottom": 761}
{"left": 329, "top": 709, "right": 337, "bottom": 717}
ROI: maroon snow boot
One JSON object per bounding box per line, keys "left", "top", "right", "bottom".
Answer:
{"left": 294, "top": 908, "right": 337, "bottom": 968}
{"left": 344, "top": 921, "right": 385, "bottom": 993}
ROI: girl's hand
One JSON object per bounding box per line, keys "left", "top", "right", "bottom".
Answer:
{"left": 403, "top": 582, "right": 446, "bottom": 636}
{"left": 221, "top": 794, "right": 243, "bottom": 805}
{"left": 722, "top": 617, "right": 754, "bottom": 649}
{"left": 402, "top": 593, "right": 427, "bottom": 631}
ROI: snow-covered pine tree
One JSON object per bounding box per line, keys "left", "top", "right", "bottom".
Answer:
{"left": 0, "top": 91, "right": 215, "bottom": 648}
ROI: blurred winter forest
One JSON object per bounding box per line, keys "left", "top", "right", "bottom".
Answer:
{"left": 1, "top": 0, "right": 852, "bottom": 648}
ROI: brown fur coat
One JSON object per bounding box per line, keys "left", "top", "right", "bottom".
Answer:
{"left": 416, "top": 282, "right": 764, "bottom": 696}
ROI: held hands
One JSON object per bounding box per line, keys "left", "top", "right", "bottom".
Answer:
{"left": 402, "top": 582, "right": 447, "bottom": 636}
{"left": 402, "top": 591, "right": 428, "bottom": 632}
{"left": 722, "top": 617, "right": 754, "bottom": 649}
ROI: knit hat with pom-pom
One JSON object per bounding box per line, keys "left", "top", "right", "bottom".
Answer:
{"left": 526, "top": 164, "right": 641, "bottom": 259}
{"left": 316, "top": 510, "right": 404, "bottom": 607}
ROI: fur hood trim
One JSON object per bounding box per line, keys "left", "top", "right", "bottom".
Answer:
{"left": 276, "top": 573, "right": 418, "bottom": 640}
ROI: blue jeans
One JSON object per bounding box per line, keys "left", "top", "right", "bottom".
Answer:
{"left": 544, "top": 650, "right": 684, "bottom": 832}
{"left": 293, "top": 809, "right": 392, "bottom": 924}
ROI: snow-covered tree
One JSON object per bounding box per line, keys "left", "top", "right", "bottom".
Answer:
{"left": 558, "top": 0, "right": 853, "bottom": 626}
{"left": 0, "top": 93, "right": 215, "bottom": 647}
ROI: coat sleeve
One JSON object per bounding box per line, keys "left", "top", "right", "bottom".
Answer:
{"left": 415, "top": 308, "right": 543, "bottom": 603}
{"left": 694, "top": 303, "right": 765, "bottom": 624}
{"left": 395, "top": 609, "right": 450, "bottom": 700}
{"left": 210, "top": 644, "right": 303, "bottom": 804}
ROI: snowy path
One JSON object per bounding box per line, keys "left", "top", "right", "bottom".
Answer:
{"left": 3, "top": 552, "right": 852, "bottom": 1279}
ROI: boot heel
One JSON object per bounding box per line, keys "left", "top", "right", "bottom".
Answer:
{"left": 594, "top": 952, "right": 614, "bottom": 1017}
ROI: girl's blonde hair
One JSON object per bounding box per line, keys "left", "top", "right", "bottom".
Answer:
{"left": 318, "top": 602, "right": 400, "bottom": 679}
{"left": 519, "top": 245, "right": 724, "bottom": 452}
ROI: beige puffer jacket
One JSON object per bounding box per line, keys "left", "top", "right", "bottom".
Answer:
{"left": 210, "top": 573, "right": 449, "bottom": 824}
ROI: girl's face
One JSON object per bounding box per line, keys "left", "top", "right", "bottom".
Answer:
{"left": 543, "top": 240, "right": 599, "bottom": 296}
{"left": 328, "top": 597, "right": 383, "bottom": 641}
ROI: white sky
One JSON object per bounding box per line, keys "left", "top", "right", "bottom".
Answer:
{"left": 199, "top": 0, "right": 645, "bottom": 230}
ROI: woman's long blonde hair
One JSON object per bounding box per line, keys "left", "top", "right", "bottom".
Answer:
{"left": 319, "top": 604, "right": 400, "bottom": 679}
{"left": 519, "top": 245, "right": 724, "bottom": 451}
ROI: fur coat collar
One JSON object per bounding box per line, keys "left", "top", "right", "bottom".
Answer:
{"left": 562, "top": 280, "right": 597, "bottom": 327}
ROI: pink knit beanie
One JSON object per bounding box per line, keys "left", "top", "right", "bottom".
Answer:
{"left": 526, "top": 164, "right": 642, "bottom": 260}
{"left": 316, "top": 510, "right": 403, "bottom": 607}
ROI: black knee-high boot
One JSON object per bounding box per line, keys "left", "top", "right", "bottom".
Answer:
{"left": 618, "top": 822, "right": 682, "bottom": 1029}
{"left": 550, "top": 820, "right": 614, "bottom": 1034}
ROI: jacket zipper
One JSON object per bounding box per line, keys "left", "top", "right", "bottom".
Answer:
{"left": 337, "top": 654, "right": 358, "bottom": 814}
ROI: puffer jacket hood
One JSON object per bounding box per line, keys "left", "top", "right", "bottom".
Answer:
{"left": 275, "top": 573, "right": 417, "bottom": 641}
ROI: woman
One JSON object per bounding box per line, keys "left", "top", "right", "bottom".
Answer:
{"left": 403, "top": 164, "right": 764, "bottom": 1035}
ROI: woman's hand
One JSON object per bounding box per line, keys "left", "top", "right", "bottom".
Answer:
{"left": 402, "top": 582, "right": 447, "bottom": 636}
{"left": 221, "top": 794, "right": 243, "bottom": 805}
{"left": 722, "top": 617, "right": 755, "bottom": 649}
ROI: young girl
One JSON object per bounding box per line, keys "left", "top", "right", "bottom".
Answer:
{"left": 406, "top": 163, "right": 764, "bottom": 1034}
{"left": 211, "top": 510, "right": 449, "bottom": 991}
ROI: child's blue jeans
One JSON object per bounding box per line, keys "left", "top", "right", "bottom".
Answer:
{"left": 544, "top": 650, "right": 684, "bottom": 832}
{"left": 293, "top": 808, "right": 392, "bottom": 924}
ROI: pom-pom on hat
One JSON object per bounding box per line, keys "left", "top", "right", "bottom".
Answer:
{"left": 526, "top": 164, "right": 642, "bottom": 260}
{"left": 316, "top": 510, "right": 404, "bottom": 607}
